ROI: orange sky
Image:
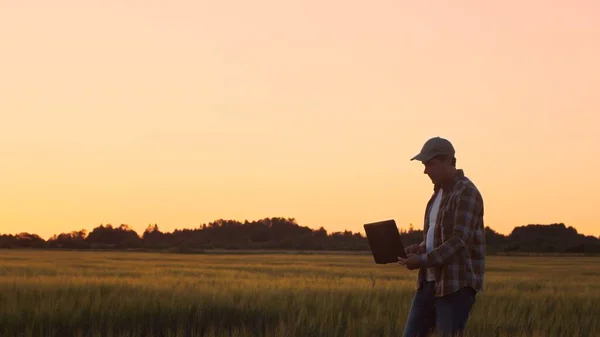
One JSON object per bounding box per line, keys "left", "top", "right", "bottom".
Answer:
{"left": 1, "top": 0, "right": 599, "bottom": 240}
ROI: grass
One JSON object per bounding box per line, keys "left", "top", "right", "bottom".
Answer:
{"left": 0, "top": 250, "right": 598, "bottom": 337}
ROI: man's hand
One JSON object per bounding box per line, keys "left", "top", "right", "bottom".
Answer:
{"left": 398, "top": 254, "right": 422, "bottom": 270}
{"left": 405, "top": 244, "right": 425, "bottom": 255}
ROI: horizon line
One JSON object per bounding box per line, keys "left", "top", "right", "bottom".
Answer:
{"left": 3, "top": 217, "right": 598, "bottom": 240}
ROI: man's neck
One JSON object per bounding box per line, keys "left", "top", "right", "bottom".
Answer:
{"left": 436, "top": 168, "right": 459, "bottom": 190}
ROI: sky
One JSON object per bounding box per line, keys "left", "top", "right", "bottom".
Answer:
{"left": 1, "top": 0, "right": 599, "bottom": 240}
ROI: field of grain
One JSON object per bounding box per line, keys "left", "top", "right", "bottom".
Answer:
{"left": 0, "top": 250, "right": 598, "bottom": 337}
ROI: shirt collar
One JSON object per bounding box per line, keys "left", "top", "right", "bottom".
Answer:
{"left": 434, "top": 169, "right": 464, "bottom": 192}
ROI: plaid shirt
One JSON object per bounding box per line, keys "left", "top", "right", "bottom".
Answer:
{"left": 416, "top": 169, "right": 485, "bottom": 297}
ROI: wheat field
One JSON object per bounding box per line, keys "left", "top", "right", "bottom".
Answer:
{"left": 0, "top": 249, "right": 597, "bottom": 337}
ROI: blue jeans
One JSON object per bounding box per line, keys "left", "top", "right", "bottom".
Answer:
{"left": 402, "top": 281, "right": 476, "bottom": 337}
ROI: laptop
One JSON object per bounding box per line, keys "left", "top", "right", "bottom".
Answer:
{"left": 363, "top": 219, "right": 407, "bottom": 264}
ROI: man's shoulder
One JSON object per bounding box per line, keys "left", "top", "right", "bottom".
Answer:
{"left": 457, "top": 174, "right": 480, "bottom": 191}
{"left": 454, "top": 174, "right": 483, "bottom": 201}
{"left": 450, "top": 173, "right": 485, "bottom": 218}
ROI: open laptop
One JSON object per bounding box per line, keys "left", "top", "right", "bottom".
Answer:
{"left": 363, "top": 219, "right": 407, "bottom": 264}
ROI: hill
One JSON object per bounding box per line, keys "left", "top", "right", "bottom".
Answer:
{"left": 1, "top": 218, "right": 599, "bottom": 255}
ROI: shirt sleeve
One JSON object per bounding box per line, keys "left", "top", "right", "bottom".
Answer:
{"left": 421, "top": 186, "right": 483, "bottom": 268}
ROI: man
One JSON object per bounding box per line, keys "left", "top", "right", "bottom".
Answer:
{"left": 397, "top": 136, "right": 485, "bottom": 337}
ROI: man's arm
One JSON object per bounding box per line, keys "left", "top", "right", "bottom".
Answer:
{"left": 419, "top": 186, "right": 482, "bottom": 268}
{"left": 405, "top": 240, "right": 426, "bottom": 255}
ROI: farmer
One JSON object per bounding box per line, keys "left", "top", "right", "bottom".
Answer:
{"left": 397, "top": 136, "right": 485, "bottom": 337}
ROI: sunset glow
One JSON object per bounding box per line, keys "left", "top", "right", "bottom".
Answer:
{"left": 1, "top": 0, "right": 599, "bottom": 239}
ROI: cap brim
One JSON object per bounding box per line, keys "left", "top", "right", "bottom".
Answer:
{"left": 410, "top": 152, "right": 434, "bottom": 162}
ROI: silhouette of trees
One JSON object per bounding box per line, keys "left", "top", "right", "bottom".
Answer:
{"left": 503, "top": 223, "right": 600, "bottom": 254}
{"left": 85, "top": 224, "right": 142, "bottom": 248}
{"left": 47, "top": 229, "right": 89, "bottom": 249}
{"left": 142, "top": 224, "right": 170, "bottom": 249}
{"left": 0, "top": 233, "right": 46, "bottom": 248}
{"left": 0, "top": 219, "right": 598, "bottom": 254}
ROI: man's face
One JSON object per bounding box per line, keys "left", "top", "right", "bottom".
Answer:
{"left": 422, "top": 156, "right": 449, "bottom": 185}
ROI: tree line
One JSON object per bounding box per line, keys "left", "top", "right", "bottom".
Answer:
{"left": 1, "top": 217, "right": 599, "bottom": 255}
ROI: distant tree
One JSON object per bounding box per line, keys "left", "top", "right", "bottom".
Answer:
{"left": 314, "top": 227, "right": 327, "bottom": 238}
{"left": 86, "top": 224, "right": 141, "bottom": 248}
{"left": 15, "top": 233, "right": 46, "bottom": 248}
{"left": 48, "top": 229, "right": 88, "bottom": 249}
